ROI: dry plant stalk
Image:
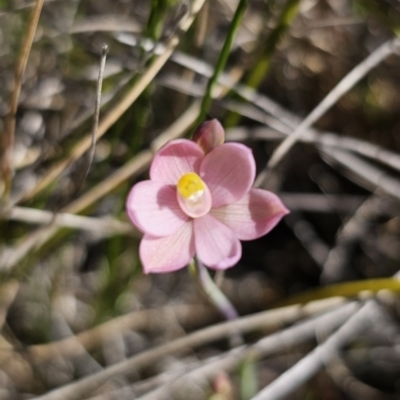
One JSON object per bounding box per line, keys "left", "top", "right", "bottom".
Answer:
{"left": 1, "top": 0, "right": 44, "bottom": 200}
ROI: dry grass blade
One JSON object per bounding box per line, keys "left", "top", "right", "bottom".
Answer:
{"left": 8, "top": 207, "right": 135, "bottom": 236}
{"left": 70, "top": 44, "right": 108, "bottom": 200}
{"left": 1, "top": 0, "right": 44, "bottom": 200}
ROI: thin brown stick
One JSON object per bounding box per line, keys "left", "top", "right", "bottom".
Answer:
{"left": 1, "top": 0, "right": 44, "bottom": 200}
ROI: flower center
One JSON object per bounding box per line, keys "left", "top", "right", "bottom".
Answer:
{"left": 176, "top": 172, "right": 212, "bottom": 218}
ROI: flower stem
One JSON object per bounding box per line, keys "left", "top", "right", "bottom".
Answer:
{"left": 192, "top": 258, "right": 243, "bottom": 346}
{"left": 192, "top": 258, "right": 239, "bottom": 321}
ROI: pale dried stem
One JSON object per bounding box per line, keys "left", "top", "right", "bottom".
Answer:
{"left": 72, "top": 44, "right": 108, "bottom": 198}
{"left": 321, "top": 146, "right": 400, "bottom": 200}
{"left": 7, "top": 207, "right": 136, "bottom": 236}
{"left": 285, "top": 214, "right": 330, "bottom": 268}
{"left": 2, "top": 0, "right": 44, "bottom": 200}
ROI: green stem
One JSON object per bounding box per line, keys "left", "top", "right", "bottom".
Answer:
{"left": 194, "top": 0, "right": 249, "bottom": 128}
{"left": 146, "top": 0, "right": 169, "bottom": 41}
{"left": 191, "top": 258, "right": 239, "bottom": 321}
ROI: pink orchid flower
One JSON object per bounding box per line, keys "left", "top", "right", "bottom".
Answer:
{"left": 126, "top": 120, "right": 289, "bottom": 274}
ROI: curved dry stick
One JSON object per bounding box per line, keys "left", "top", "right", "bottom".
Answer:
{"left": 70, "top": 44, "right": 108, "bottom": 199}
{"left": 31, "top": 298, "right": 346, "bottom": 400}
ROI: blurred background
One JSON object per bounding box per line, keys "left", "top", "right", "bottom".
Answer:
{"left": 1, "top": 0, "right": 400, "bottom": 398}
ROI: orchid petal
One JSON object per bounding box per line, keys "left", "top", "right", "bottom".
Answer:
{"left": 210, "top": 188, "right": 289, "bottom": 240}
{"left": 194, "top": 214, "right": 241, "bottom": 269}
{"left": 126, "top": 181, "right": 188, "bottom": 236}
{"left": 150, "top": 139, "right": 204, "bottom": 185}
{"left": 200, "top": 143, "right": 256, "bottom": 208}
{"left": 140, "top": 222, "right": 195, "bottom": 273}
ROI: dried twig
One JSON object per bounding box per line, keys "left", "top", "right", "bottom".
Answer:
{"left": 7, "top": 206, "right": 135, "bottom": 236}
